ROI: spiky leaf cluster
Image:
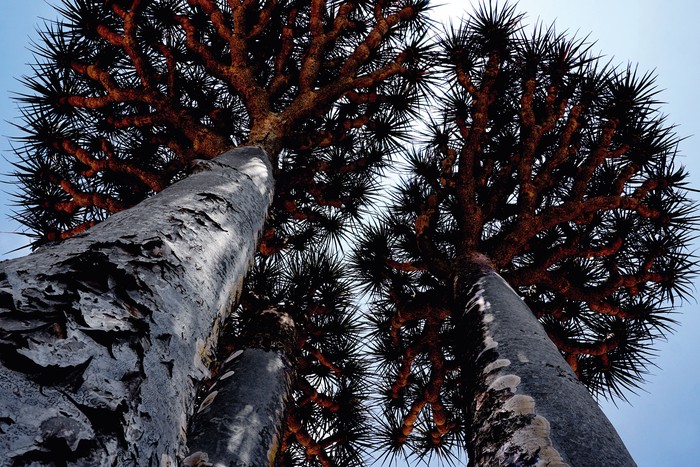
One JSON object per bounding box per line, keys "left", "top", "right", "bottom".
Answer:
{"left": 210, "top": 251, "right": 369, "bottom": 466}
{"left": 12, "top": 0, "right": 432, "bottom": 247}
{"left": 352, "top": 2, "right": 696, "bottom": 457}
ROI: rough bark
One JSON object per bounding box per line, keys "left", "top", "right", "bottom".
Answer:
{"left": 0, "top": 147, "right": 274, "bottom": 466}
{"left": 457, "top": 269, "right": 636, "bottom": 467}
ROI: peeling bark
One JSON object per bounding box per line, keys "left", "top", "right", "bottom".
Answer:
{"left": 457, "top": 270, "right": 636, "bottom": 467}
{"left": 0, "top": 147, "right": 274, "bottom": 466}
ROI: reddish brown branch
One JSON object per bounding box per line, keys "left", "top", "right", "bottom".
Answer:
{"left": 455, "top": 51, "right": 503, "bottom": 254}
{"left": 546, "top": 330, "right": 621, "bottom": 357}
{"left": 303, "top": 344, "right": 343, "bottom": 376}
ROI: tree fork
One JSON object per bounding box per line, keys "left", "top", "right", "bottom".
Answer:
{"left": 0, "top": 147, "right": 273, "bottom": 465}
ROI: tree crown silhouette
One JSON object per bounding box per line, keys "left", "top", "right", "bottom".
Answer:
{"left": 352, "top": 3, "right": 696, "bottom": 461}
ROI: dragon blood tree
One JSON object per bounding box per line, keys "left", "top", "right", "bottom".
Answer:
{"left": 352, "top": 4, "right": 695, "bottom": 466}
{"left": 0, "top": 0, "right": 432, "bottom": 464}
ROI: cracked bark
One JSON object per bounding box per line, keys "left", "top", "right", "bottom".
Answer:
{"left": 0, "top": 147, "right": 273, "bottom": 466}
{"left": 456, "top": 269, "right": 636, "bottom": 467}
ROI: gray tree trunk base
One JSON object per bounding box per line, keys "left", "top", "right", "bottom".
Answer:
{"left": 460, "top": 271, "right": 636, "bottom": 467}
{"left": 0, "top": 147, "right": 274, "bottom": 466}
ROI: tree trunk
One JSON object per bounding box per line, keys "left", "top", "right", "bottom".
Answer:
{"left": 456, "top": 268, "right": 636, "bottom": 467}
{"left": 187, "top": 308, "right": 298, "bottom": 467}
{"left": 0, "top": 147, "right": 274, "bottom": 466}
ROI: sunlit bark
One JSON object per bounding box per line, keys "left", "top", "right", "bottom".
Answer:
{"left": 0, "top": 147, "right": 273, "bottom": 465}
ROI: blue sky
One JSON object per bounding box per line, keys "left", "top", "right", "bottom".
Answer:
{"left": 1, "top": 2, "right": 698, "bottom": 466}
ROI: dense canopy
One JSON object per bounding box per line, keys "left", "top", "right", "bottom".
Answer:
{"left": 12, "top": 0, "right": 430, "bottom": 249}
{"left": 351, "top": 3, "right": 695, "bottom": 460}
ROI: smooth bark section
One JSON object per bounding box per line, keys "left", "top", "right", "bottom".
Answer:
{"left": 187, "top": 307, "right": 297, "bottom": 466}
{"left": 187, "top": 349, "right": 292, "bottom": 467}
{"left": 459, "top": 271, "right": 636, "bottom": 467}
{"left": 0, "top": 147, "right": 274, "bottom": 465}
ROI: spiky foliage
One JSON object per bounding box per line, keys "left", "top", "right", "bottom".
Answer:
{"left": 204, "top": 250, "right": 369, "bottom": 466}
{"left": 12, "top": 0, "right": 432, "bottom": 247}
{"left": 352, "top": 2, "right": 696, "bottom": 459}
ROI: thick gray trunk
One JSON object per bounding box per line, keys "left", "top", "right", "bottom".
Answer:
{"left": 0, "top": 147, "right": 274, "bottom": 466}
{"left": 459, "top": 270, "right": 636, "bottom": 467}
